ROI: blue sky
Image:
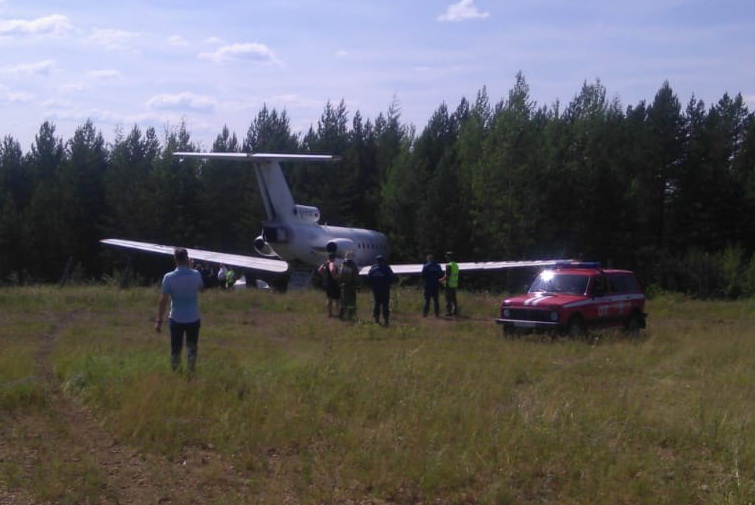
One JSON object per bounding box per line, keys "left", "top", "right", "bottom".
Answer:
{"left": 1, "top": 0, "right": 753, "bottom": 151}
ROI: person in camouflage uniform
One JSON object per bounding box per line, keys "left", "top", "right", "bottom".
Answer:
{"left": 339, "top": 250, "right": 359, "bottom": 321}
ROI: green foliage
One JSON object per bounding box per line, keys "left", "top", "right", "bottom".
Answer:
{"left": 0, "top": 77, "right": 754, "bottom": 296}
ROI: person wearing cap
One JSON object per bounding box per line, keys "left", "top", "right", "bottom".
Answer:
{"left": 155, "top": 248, "right": 204, "bottom": 374}
{"left": 317, "top": 252, "right": 341, "bottom": 317}
{"left": 367, "top": 254, "right": 397, "bottom": 326}
{"left": 339, "top": 250, "right": 359, "bottom": 321}
{"left": 441, "top": 251, "right": 459, "bottom": 316}
{"left": 217, "top": 264, "right": 227, "bottom": 289}
{"left": 421, "top": 254, "right": 444, "bottom": 317}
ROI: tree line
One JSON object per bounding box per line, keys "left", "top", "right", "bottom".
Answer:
{"left": 1, "top": 73, "right": 754, "bottom": 297}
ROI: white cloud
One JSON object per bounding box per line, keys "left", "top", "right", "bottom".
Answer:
{"left": 9, "top": 91, "right": 33, "bottom": 102}
{"left": 60, "top": 83, "right": 89, "bottom": 93}
{"left": 41, "top": 97, "right": 71, "bottom": 108}
{"left": 0, "top": 60, "right": 54, "bottom": 77}
{"left": 86, "top": 69, "right": 121, "bottom": 79}
{"left": 204, "top": 36, "right": 223, "bottom": 44}
{"left": 270, "top": 94, "right": 324, "bottom": 109}
{"left": 1, "top": 91, "right": 34, "bottom": 104}
{"left": 0, "top": 14, "right": 73, "bottom": 37}
{"left": 437, "top": 0, "right": 490, "bottom": 22}
{"left": 168, "top": 35, "right": 188, "bottom": 47}
{"left": 198, "top": 42, "right": 279, "bottom": 65}
{"left": 146, "top": 92, "right": 216, "bottom": 113}
{"left": 87, "top": 28, "right": 137, "bottom": 50}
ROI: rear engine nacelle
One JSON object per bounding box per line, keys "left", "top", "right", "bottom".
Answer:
{"left": 262, "top": 225, "right": 290, "bottom": 243}
{"left": 326, "top": 238, "right": 356, "bottom": 257}
{"left": 254, "top": 236, "right": 277, "bottom": 257}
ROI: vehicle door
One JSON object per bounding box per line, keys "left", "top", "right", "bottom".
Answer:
{"left": 588, "top": 274, "right": 611, "bottom": 325}
{"left": 607, "top": 273, "right": 632, "bottom": 322}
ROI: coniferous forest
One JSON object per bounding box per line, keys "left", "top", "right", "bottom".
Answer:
{"left": 2, "top": 74, "right": 755, "bottom": 297}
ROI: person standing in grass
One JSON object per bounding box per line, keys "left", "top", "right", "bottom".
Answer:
{"left": 155, "top": 248, "right": 204, "bottom": 373}
{"left": 339, "top": 250, "right": 359, "bottom": 321}
{"left": 217, "top": 264, "right": 227, "bottom": 289}
{"left": 225, "top": 266, "right": 236, "bottom": 290}
{"left": 421, "top": 254, "right": 444, "bottom": 317}
{"left": 441, "top": 251, "right": 459, "bottom": 316}
{"left": 367, "top": 255, "right": 397, "bottom": 326}
{"left": 318, "top": 252, "right": 341, "bottom": 318}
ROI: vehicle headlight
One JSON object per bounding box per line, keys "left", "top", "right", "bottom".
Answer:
{"left": 550, "top": 311, "right": 559, "bottom": 322}
{"left": 503, "top": 309, "right": 511, "bottom": 318}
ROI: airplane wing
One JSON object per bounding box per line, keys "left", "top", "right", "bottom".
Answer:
{"left": 173, "top": 152, "right": 339, "bottom": 163}
{"left": 359, "top": 259, "right": 570, "bottom": 276}
{"left": 101, "top": 239, "right": 289, "bottom": 273}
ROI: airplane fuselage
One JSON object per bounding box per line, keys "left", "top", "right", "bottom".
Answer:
{"left": 256, "top": 215, "right": 390, "bottom": 269}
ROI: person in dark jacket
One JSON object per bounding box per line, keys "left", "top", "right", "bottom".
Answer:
{"left": 421, "top": 254, "right": 444, "bottom": 317}
{"left": 367, "top": 255, "right": 397, "bottom": 326}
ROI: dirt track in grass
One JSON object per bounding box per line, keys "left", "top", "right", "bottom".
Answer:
{"left": 0, "top": 311, "right": 252, "bottom": 505}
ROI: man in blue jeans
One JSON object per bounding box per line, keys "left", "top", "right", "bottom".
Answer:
{"left": 155, "top": 248, "right": 204, "bottom": 373}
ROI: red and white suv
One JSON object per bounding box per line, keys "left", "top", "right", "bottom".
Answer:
{"left": 496, "top": 262, "right": 646, "bottom": 337}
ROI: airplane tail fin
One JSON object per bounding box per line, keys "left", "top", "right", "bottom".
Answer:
{"left": 173, "top": 152, "right": 338, "bottom": 223}
{"left": 253, "top": 160, "right": 294, "bottom": 221}
{"left": 251, "top": 154, "right": 338, "bottom": 223}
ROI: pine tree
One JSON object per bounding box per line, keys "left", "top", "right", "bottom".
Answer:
{"left": 60, "top": 120, "right": 109, "bottom": 278}
{"left": 25, "top": 122, "right": 67, "bottom": 281}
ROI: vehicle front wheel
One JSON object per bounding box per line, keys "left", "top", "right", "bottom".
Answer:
{"left": 566, "top": 316, "right": 586, "bottom": 338}
{"left": 502, "top": 325, "right": 518, "bottom": 339}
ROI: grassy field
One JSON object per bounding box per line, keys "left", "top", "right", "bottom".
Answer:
{"left": 1, "top": 285, "right": 754, "bottom": 504}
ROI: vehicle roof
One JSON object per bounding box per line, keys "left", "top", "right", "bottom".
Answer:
{"left": 549, "top": 267, "right": 635, "bottom": 275}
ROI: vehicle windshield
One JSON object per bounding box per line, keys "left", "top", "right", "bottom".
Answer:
{"left": 529, "top": 272, "right": 589, "bottom": 295}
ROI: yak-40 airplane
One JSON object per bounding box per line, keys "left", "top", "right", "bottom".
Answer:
{"left": 101, "top": 152, "right": 566, "bottom": 289}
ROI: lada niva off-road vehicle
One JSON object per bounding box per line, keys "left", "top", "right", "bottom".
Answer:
{"left": 496, "top": 262, "right": 646, "bottom": 337}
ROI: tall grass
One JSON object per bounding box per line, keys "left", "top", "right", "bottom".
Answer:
{"left": 1, "top": 285, "right": 754, "bottom": 504}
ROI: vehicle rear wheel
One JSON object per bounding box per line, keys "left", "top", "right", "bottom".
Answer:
{"left": 567, "top": 316, "right": 586, "bottom": 338}
{"left": 625, "top": 312, "right": 643, "bottom": 335}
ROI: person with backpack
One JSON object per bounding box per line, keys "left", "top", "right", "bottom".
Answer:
{"left": 317, "top": 253, "right": 341, "bottom": 317}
